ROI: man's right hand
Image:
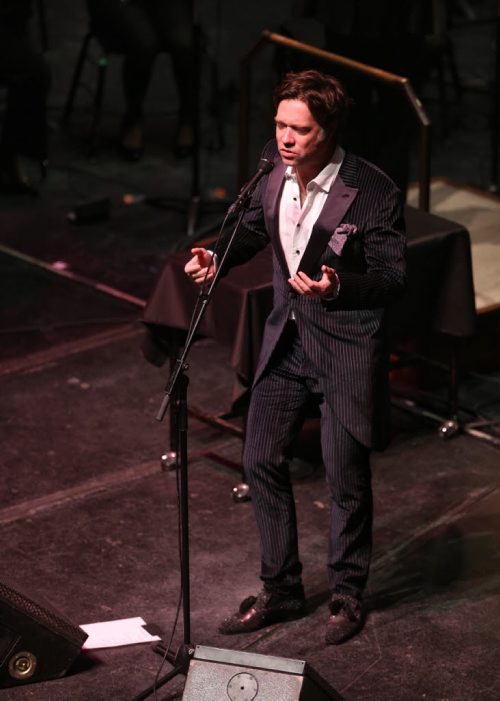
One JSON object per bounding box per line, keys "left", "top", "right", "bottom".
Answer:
{"left": 184, "top": 247, "right": 216, "bottom": 285}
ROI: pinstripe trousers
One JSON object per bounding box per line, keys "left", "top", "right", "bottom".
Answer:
{"left": 243, "top": 320, "right": 372, "bottom": 601}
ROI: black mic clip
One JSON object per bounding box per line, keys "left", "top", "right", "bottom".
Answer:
{"left": 229, "top": 158, "right": 274, "bottom": 214}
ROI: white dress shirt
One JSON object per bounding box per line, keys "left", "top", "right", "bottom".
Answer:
{"left": 279, "top": 145, "right": 345, "bottom": 277}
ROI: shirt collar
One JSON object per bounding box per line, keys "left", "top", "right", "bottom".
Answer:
{"left": 284, "top": 145, "right": 345, "bottom": 192}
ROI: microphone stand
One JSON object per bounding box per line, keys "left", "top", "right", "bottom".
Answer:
{"left": 132, "top": 195, "right": 253, "bottom": 701}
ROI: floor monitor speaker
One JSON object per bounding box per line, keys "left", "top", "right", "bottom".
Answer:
{"left": 0, "top": 579, "right": 87, "bottom": 688}
{"left": 182, "top": 645, "right": 343, "bottom": 700}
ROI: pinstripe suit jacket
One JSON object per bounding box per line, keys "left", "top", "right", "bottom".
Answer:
{"left": 217, "top": 141, "right": 406, "bottom": 450}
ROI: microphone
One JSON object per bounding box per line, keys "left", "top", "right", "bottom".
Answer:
{"left": 229, "top": 158, "right": 274, "bottom": 213}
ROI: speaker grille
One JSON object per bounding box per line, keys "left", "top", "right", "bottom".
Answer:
{"left": 0, "top": 582, "right": 87, "bottom": 646}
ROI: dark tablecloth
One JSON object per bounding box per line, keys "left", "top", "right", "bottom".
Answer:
{"left": 142, "top": 205, "right": 476, "bottom": 389}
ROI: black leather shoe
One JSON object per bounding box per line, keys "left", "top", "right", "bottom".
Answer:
{"left": 325, "top": 595, "right": 364, "bottom": 645}
{"left": 119, "top": 143, "right": 144, "bottom": 162}
{"left": 0, "top": 155, "right": 39, "bottom": 197}
{"left": 0, "top": 173, "right": 38, "bottom": 197}
{"left": 173, "top": 123, "right": 194, "bottom": 159}
{"left": 119, "top": 120, "right": 144, "bottom": 162}
{"left": 219, "top": 587, "right": 306, "bottom": 635}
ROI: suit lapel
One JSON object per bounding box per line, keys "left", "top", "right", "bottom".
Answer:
{"left": 298, "top": 169, "right": 358, "bottom": 277}
{"left": 264, "top": 159, "right": 289, "bottom": 276}
{"left": 264, "top": 150, "right": 360, "bottom": 278}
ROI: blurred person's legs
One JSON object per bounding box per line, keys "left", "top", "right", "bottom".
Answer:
{"left": 0, "top": 32, "right": 50, "bottom": 195}
{"left": 86, "top": 0, "right": 196, "bottom": 159}
{"left": 86, "top": 0, "right": 159, "bottom": 160}
{"left": 145, "top": 0, "right": 195, "bottom": 157}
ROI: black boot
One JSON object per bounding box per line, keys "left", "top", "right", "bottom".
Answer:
{"left": 0, "top": 152, "right": 39, "bottom": 197}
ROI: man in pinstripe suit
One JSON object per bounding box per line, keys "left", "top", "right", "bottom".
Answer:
{"left": 185, "top": 70, "right": 406, "bottom": 644}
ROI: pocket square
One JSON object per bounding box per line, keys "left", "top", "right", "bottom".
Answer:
{"left": 328, "top": 223, "right": 358, "bottom": 256}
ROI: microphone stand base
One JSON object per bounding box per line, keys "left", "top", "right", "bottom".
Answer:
{"left": 132, "top": 642, "right": 195, "bottom": 701}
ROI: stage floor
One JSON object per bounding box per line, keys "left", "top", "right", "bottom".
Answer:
{"left": 1, "top": 1, "right": 500, "bottom": 697}
{"left": 2, "top": 329, "right": 500, "bottom": 700}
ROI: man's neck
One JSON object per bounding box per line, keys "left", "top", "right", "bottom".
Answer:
{"left": 295, "top": 143, "right": 338, "bottom": 189}
{"left": 295, "top": 152, "right": 336, "bottom": 198}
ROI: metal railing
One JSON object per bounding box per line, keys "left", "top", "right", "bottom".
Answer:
{"left": 239, "top": 30, "right": 432, "bottom": 211}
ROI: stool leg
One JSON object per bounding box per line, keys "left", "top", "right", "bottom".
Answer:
{"left": 445, "top": 36, "right": 462, "bottom": 103}
{"left": 62, "top": 31, "right": 93, "bottom": 124}
{"left": 209, "top": 55, "right": 225, "bottom": 151}
{"left": 88, "top": 56, "right": 107, "bottom": 156}
{"left": 436, "top": 54, "right": 448, "bottom": 137}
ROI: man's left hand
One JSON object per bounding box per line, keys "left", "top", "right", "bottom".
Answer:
{"left": 288, "top": 265, "right": 340, "bottom": 299}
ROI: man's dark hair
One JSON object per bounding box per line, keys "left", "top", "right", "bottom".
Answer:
{"left": 274, "top": 70, "right": 352, "bottom": 136}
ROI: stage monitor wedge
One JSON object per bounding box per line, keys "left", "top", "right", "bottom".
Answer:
{"left": 0, "top": 579, "right": 88, "bottom": 688}
{"left": 182, "top": 645, "right": 343, "bottom": 700}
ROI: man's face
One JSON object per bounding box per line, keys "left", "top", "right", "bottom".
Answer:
{"left": 275, "top": 99, "right": 334, "bottom": 174}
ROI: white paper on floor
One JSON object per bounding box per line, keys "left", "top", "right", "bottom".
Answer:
{"left": 80, "top": 617, "right": 161, "bottom": 649}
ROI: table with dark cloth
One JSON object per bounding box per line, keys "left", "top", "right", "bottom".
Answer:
{"left": 142, "top": 205, "right": 477, "bottom": 401}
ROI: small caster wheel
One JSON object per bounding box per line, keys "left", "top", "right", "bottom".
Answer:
{"left": 232, "top": 482, "right": 251, "bottom": 502}
{"left": 160, "top": 451, "right": 177, "bottom": 471}
{"left": 438, "top": 419, "right": 460, "bottom": 440}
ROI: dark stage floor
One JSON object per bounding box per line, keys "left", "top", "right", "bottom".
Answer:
{"left": 2, "top": 334, "right": 500, "bottom": 701}
{"left": 1, "top": 2, "right": 500, "bottom": 700}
